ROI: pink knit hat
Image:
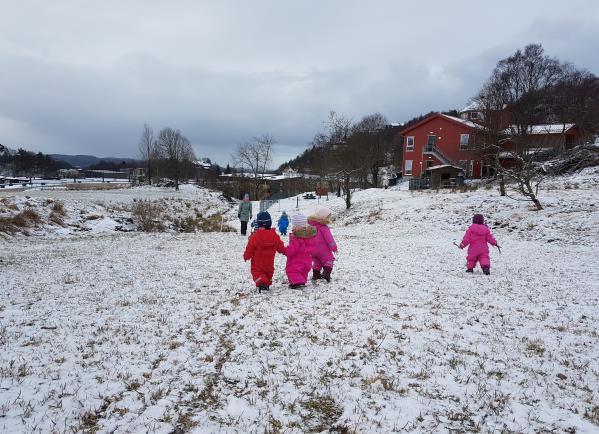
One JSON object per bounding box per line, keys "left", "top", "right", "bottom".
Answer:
{"left": 313, "top": 206, "right": 332, "bottom": 220}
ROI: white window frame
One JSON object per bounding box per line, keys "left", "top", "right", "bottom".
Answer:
{"left": 406, "top": 136, "right": 414, "bottom": 152}
{"left": 459, "top": 134, "right": 470, "bottom": 150}
{"left": 469, "top": 160, "right": 474, "bottom": 177}
{"left": 404, "top": 159, "right": 413, "bottom": 175}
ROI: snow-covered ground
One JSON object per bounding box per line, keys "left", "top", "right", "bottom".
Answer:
{"left": 1, "top": 171, "right": 598, "bottom": 433}
{"left": 0, "top": 177, "right": 130, "bottom": 191}
{"left": 0, "top": 184, "right": 234, "bottom": 236}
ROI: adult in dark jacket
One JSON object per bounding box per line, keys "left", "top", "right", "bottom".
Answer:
{"left": 238, "top": 193, "right": 253, "bottom": 235}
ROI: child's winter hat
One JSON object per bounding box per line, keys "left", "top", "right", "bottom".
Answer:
{"left": 291, "top": 213, "right": 308, "bottom": 228}
{"left": 472, "top": 214, "right": 484, "bottom": 225}
{"left": 281, "top": 210, "right": 287, "bottom": 216}
{"left": 256, "top": 211, "right": 272, "bottom": 229}
{"left": 313, "top": 206, "right": 332, "bottom": 220}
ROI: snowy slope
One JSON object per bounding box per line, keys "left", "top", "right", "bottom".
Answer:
{"left": 0, "top": 184, "right": 235, "bottom": 237}
{"left": 1, "top": 171, "right": 598, "bottom": 433}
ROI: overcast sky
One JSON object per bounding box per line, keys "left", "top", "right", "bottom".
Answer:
{"left": 1, "top": 0, "right": 598, "bottom": 166}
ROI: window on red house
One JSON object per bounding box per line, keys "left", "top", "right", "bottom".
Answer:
{"left": 460, "top": 134, "right": 470, "bottom": 150}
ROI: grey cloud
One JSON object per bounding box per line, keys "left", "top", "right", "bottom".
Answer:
{"left": 1, "top": 1, "right": 597, "bottom": 166}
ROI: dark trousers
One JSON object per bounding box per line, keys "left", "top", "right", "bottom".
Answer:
{"left": 240, "top": 221, "right": 248, "bottom": 235}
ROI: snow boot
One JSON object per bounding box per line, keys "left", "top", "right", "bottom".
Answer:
{"left": 258, "top": 283, "right": 269, "bottom": 293}
{"left": 312, "top": 269, "right": 322, "bottom": 280}
{"left": 289, "top": 283, "right": 305, "bottom": 289}
{"left": 482, "top": 266, "right": 490, "bottom": 275}
{"left": 322, "top": 266, "right": 332, "bottom": 283}
{"left": 466, "top": 268, "right": 474, "bottom": 273}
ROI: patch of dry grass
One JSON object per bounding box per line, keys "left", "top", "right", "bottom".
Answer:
{"left": 49, "top": 201, "right": 66, "bottom": 225}
{"left": 65, "top": 183, "right": 129, "bottom": 191}
{"left": 131, "top": 200, "right": 164, "bottom": 232}
{"left": 173, "top": 213, "right": 235, "bottom": 233}
{"left": 0, "top": 208, "right": 41, "bottom": 234}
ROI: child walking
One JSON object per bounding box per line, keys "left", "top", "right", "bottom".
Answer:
{"left": 308, "top": 206, "right": 338, "bottom": 282}
{"left": 243, "top": 211, "right": 285, "bottom": 292}
{"left": 284, "top": 213, "right": 317, "bottom": 289}
{"left": 277, "top": 211, "right": 289, "bottom": 236}
{"left": 459, "top": 214, "right": 499, "bottom": 275}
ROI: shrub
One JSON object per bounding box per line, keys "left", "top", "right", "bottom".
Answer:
{"left": 51, "top": 201, "right": 66, "bottom": 217}
{"left": 0, "top": 209, "right": 41, "bottom": 234}
{"left": 173, "top": 213, "right": 235, "bottom": 233}
{"left": 132, "top": 200, "right": 164, "bottom": 232}
{"left": 49, "top": 201, "right": 67, "bottom": 225}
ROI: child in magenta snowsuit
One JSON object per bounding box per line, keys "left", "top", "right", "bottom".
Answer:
{"left": 459, "top": 214, "right": 499, "bottom": 275}
{"left": 308, "top": 206, "right": 338, "bottom": 282}
{"left": 284, "top": 213, "right": 317, "bottom": 289}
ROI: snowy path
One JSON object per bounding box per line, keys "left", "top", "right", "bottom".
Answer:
{"left": 1, "top": 184, "right": 598, "bottom": 433}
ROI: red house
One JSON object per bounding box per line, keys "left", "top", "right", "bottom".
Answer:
{"left": 400, "top": 113, "right": 485, "bottom": 179}
{"left": 401, "top": 109, "right": 583, "bottom": 180}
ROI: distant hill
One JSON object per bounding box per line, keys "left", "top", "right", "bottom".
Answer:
{"left": 50, "top": 154, "right": 138, "bottom": 169}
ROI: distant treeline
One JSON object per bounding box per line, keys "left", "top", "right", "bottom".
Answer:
{"left": 0, "top": 145, "right": 72, "bottom": 177}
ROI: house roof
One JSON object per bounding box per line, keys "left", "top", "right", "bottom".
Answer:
{"left": 461, "top": 102, "right": 481, "bottom": 112}
{"left": 501, "top": 123, "right": 576, "bottom": 135}
{"left": 442, "top": 114, "right": 480, "bottom": 129}
{"left": 401, "top": 113, "right": 479, "bottom": 135}
{"left": 425, "top": 164, "right": 465, "bottom": 172}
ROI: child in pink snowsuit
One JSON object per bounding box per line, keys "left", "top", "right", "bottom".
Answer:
{"left": 308, "top": 206, "right": 338, "bottom": 282}
{"left": 459, "top": 214, "right": 498, "bottom": 275}
{"left": 284, "top": 213, "right": 317, "bottom": 289}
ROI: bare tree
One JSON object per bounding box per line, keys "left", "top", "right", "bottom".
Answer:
{"left": 545, "top": 69, "right": 599, "bottom": 144}
{"left": 352, "top": 113, "right": 389, "bottom": 188}
{"left": 325, "top": 111, "right": 362, "bottom": 209}
{"left": 233, "top": 134, "right": 275, "bottom": 199}
{"left": 474, "top": 44, "right": 571, "bottom": 210}
{"left": 138, "top": 123, "right": 159, "bottom": 185}
{"left": 156, "top": 127, "right": 196, "bottom": 190}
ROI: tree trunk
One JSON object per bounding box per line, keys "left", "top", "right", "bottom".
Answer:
{"left": 522, "top": 179, "right": 543, "bottom": 210}
{"left": 499, "top": 175, "right": 506, "bottom": 196}
{"left": 371, "top": 167, "right": 379, "bottom": 188}
{"left": 344, "top": 176, "right": 351, "bottom": 209}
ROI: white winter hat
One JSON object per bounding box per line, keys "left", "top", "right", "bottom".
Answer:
{"left": 313, "top": 206, "right": 332, "bottom": 220}
{"left": 291, "top": 213, "right": 308, "bottom": 228}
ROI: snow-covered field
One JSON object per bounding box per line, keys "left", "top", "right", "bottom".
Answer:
{"left": 0, "top": 184, "right": 234, "bottom": 236}
{"left": 1, "top": 172, "right": 598, "bottom": 433}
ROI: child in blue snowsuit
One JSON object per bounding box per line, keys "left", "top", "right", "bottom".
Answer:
{"left": 277, "top": 211, "right": 289, "bottom": 235}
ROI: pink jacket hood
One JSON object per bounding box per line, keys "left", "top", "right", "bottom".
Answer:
{"left": 469, "top": 223, "right": 491, "bottom": 236}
